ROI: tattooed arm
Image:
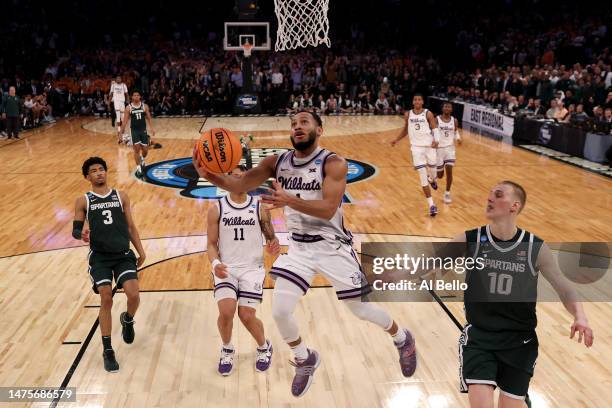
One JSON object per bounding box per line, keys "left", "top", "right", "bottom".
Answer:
{"left": 260, "top": 203, "right": 280, "bottom": 256}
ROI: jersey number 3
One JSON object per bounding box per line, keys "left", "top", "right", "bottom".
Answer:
{"left": 102, "top": 209, "right": 114, "bottom": 225}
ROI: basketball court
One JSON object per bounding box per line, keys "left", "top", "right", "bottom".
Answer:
{"left": 1, "top": 1, "right": 611, "bottom": 407}
{"left": 0, "top": 112, "right": 611, "bottom": 407}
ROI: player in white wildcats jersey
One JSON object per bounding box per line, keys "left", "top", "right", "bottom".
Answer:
{"left": 436, "top": 101, "right": 462, "bottom": 204}
{"left": 207, "top": 165, "right": 279, "bottom": 376}
{"left": 109, "top": 76, "right": 129, "bottom": 144}
{"left": 194, "top": 110, "right": 418, "bottom": 398}
{"left": 391, "top": 94, "right": 441, "bottom": 216}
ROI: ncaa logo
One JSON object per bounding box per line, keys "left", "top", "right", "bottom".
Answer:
{"left": 144, "top": 148, "right": 377, "bottom": 201}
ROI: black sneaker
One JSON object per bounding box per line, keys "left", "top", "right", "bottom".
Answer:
{"left": 120, "top": 312, "right": 135, "bottom": 344}
{"left": 103, "top": 349, "right": 119, "bottom": 372}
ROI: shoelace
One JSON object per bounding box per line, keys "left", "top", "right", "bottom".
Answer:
{"left": 220, "top": 351, "right": 234, "bottom": 365}
{"left": 256, "top": 349, "right": 271, "bottom": 363}
{"left": 288, "top": 360, "right": 315, "bottom": 375}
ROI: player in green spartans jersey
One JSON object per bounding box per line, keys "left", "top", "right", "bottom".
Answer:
{"left": 72, "top": 157, "right": 146, "bottom": 373}
{"left": 452, "top": 180, "right": 594, "bottom": 408}
{"left": 120, "top": 91, "right": 156, "bottom": 179}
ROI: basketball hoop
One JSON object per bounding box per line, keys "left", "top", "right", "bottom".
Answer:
{"left": 274, "top": 0, "right": 331, "bottom": 51}
{"left": 242, "top": 42, "right": 253, "bottom": 57}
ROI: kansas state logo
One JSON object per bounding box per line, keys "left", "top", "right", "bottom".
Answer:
{"left": 144, "top": 148, "right": 377, "bottom": 201}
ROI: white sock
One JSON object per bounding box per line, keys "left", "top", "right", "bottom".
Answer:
{"left": 445, "top": 190, "right": 451, "bottom": 194}
{"left": 222, "top": 343, "right": 234, "bottom": 350}
{"left": 427, "top": 197, "right": 434, "bottom": 206}
{"left": 257, "top": 339, "right": 270, "bottom": 351}
{"left": 392, "top": 328, "right": 407, "bottom": 346}
{"left": 291, "top": 341, "right": 309, "bottom": 362}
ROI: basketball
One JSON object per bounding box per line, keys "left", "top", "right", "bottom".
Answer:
{"left": 194, "top": 128, "right": 242, "bottom": 174}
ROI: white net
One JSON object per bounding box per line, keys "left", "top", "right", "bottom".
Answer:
{"left": 274, "top": 0, "right": 331, "bottom": 51}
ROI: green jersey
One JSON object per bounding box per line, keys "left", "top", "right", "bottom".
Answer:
{"left": 129, "top": 103, "right": 147, "bottom": 134}
{"left": 464, "top": 225, "right": 543, "bottom": 333}
{"left": 85, "top": 189, "right": 130, "bottom": 253}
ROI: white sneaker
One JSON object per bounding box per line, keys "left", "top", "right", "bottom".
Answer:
{"left": 218, "top": 347, "right": 235, "bottom": 376}
{"left": 444, "top": 192, "right": 452, "bottom": 204}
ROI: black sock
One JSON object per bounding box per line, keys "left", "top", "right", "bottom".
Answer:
{"left": 102, "top": 336, "right": 112, "bottom": 351}
{"left": 124, "top": 312, "right": 133, "bottom": 322}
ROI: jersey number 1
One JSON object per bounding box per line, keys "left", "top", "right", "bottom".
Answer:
{"left": 233, "top": 228, "right": 244, "bottom": 241}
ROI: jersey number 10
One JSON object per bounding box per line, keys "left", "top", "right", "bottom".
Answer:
{"left": 487, "top": 272, "right": 513, "bottom": 295}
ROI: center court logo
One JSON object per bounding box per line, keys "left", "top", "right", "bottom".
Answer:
{"left": 144, "top": 148, "right": 377, "bottom": 201}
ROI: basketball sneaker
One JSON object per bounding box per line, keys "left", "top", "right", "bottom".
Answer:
{"left": 396, "top": 329, "right": 417, "bottom": 377}
{"left": 120, "top": 312, "right": 135, "bottom": 344}
{"left": 103, "top": 349, "right": 119, "bottom": 372}
{"left": 444, "top": 192, "right": 452, "bottom": 204}
{"left": 289, "top": 349, "right": 321, "bottom": 397}
{"left": 135, "top": 166, "right": 142, "bottom": 179}
{"left": 218, "top": 347, "right": 235, "bottom": 376}
{"left": 255, "top": 341, "right": 273, "bottom": 372}
{"left": 428, "top": 176, "right": 438, "bottom": 190}
{"left": 429, "top": 205, "right": 438, "bottom": 216}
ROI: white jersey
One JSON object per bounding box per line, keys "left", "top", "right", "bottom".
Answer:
{"left": 109, "top": 82, "right": 128, "bottom": 102}
{"left": 274, "top": 148, "right": 351, "bottom": 241}
{"left": 408, "top": 109, "right": 434, "bottom": 147}
{"left": 217, "top": 195, "right": 263, "bottom": 268}
{"left": 437, "top": 115, "right": 458, "bottom": 147}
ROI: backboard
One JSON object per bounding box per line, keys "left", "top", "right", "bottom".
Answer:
{"left": 224, "top": 22, "right": 271, "bottom": 51}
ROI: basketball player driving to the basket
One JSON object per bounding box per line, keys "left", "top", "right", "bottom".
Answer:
{"left": 193, "top": 110, "right": 417, "bottom": 397}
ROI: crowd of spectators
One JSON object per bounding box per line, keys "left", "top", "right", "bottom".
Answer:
{"left": 1, "top": 0, "right": 610, "bottom": 134}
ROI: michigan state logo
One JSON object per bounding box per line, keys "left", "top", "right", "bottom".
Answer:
{"left": 144, "top": 148, "right": 377, "bottom": 201}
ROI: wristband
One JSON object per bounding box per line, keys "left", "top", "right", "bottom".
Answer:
{"left": 212, "top": 259, "right": 222, "bottom": 269}
{"left": 72, "top": 220, "right": 84, "bottom": 240}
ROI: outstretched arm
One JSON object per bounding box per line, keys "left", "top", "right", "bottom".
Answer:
{"left": 538, "top": 243, "right": 593, "bottom": 347}
{"left": 261, "top": 155, "right": 346, "bottom": 220}
{"left": 192, "top": 149, "right": 276, "bottom": 193}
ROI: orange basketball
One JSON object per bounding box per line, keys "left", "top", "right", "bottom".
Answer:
{"left": 194, "top": 128, "right": 242, "bottom": 174}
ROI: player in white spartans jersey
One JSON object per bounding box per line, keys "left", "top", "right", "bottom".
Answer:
{"left": 207, "top": 165, "right": 279, "bottom": 376}
{"left": 194, "top": 110, "right": 418, "bottom": 398}
{"left": 109, "top": 76, "right": 129, "bottom": 144}
{"left": 436, "top": 101, "right": 462, "bottom": 204}
{"left": 391, "top": 94, "right": 441, "bottom": 216}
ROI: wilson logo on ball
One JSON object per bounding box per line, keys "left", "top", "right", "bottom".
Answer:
{"left": 195, "top": 127, "right": 242, "bottom": 173}
{"left": 215, "top": 131, "right": 228, "bottom": 163}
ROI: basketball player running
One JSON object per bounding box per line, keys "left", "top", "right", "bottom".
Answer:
{"left": 390, "top": 94, "right": 441, "bottom": 216}
{"left": 207, "top": 165, "right": 279, "bottom": 376}
{"left": 109, "top": 76, "right": 129, "bottom": 144}
{"left": 193, "top": 111, "right": 417, "bottom": 397}
{"left": 72, "top": 157, "right": 146, "bottom": 372}
{"left": 452, "top": 181, "right": 593, "bottom": 408}
{"left": 436, "top": 102, "right": 462, "bottom": 204}
{"left": 120, "top": 91, "right": 155, "bottom": 179}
